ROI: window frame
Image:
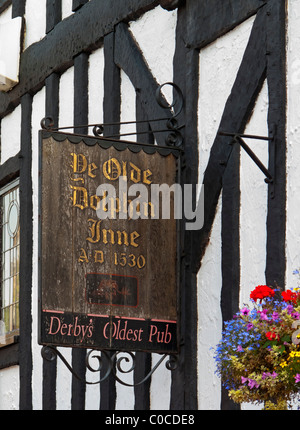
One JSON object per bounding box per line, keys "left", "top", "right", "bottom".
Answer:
{"left": 0, "top": 152, "right": 20, "bottom": 369}
{"left": 0, "top": 177, "right": 20, "bottom": 348}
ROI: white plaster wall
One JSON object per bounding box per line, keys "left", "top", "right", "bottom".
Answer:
{"left": 238, "top": 80, "right": 269, "bottom": 412}
{"left": 0, "top": 366, "right": 19, "bottom": 410}
{"left": 197, "top": 17, "right": 255, "bottom": 410}
{"left": 150, "top": 354, "right": 171, "bottom": 409}
{"left": 286, "top": 0, "right": 300, "bottom": 289}
{"left": 120, "top": 70, "right": 137, "bottom": 142}
{"left": 88, "top": 48, "right": 104, "bottom": 126}
{"left": 61, "top": 0, "right": 74, "bottom": 20}
{"left": 24, "top": 0, "right": 46, "bottom": 49}
{"left": 1, "top": 104, "right": 21, "bottom": 164}
{"left": 197, "top": 198, "right": 222, "bottom": 410}
{"left": 130, "top": 6, "right": 176, "bottom": 90}
{"left": 240, "top": 80, "right": 268, "bottom": 306}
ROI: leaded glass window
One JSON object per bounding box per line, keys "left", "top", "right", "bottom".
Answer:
{"left": 0, "top": 179, "right": 20, "bottom": 347}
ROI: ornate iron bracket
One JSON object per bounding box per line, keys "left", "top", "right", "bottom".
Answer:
{"left": 41, "top": 346, "right": 178, "bottom": 387}
{"left": 41, "top": 82, "right": 184, "bottom": 147}
{"left": 219, "top": 130, "right": 275, "bottom": 198}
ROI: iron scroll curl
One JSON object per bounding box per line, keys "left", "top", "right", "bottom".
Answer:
{"left": 41, "top": 346, "right": 178, "bottom": 387}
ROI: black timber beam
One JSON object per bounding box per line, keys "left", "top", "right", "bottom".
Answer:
{"left": 46, "top": 0, "right": 62, "bottom": 33}
{"left": 72, "top": 0, "right": 88, "bottom": 11}
{"left": 19, "top": 93, "right": 33, "bottom": 410}
{"left": 265, "top": 0, "right": 287, "bottom": 289}
{"left": 0, "top": 0, "right": 11, "bottom": 13}
{"left": 186, "top": 0, "right": 266, "bottom": 49}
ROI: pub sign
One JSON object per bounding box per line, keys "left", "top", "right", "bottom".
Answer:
{"left": 38, "top": 130, "right": 180, "bottom": 354}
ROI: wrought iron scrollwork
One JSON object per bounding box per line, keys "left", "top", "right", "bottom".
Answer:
{"left": 40, "top": 82, "right": 184, "bottom": 147}
{"left": 91, "top": 82, "right": 184, "bottom": 147}
{"left": 40, "top": 116, "right": 55, "bottom": 131}
{"left": 155, "top": 82, "right": 183, "bottom": 119}
{"left": 40, "top": 83, "right": 184, "bottom": 148}
{"left": 155, "top": 82, "right": 184, "bottom": 147}
{"left": 41, "top": 346, "right": 178, "bottom": 387}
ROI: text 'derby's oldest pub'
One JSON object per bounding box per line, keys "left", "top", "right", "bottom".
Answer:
{"left": 38, "top": 131, "right": 180, "bottom": 353}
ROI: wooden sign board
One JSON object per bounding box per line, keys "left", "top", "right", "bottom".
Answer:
{"left": 38, "top": 130, "right": 180, "bottom": 354}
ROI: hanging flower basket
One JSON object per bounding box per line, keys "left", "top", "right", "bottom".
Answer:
{"left": 214, "top": 280, "right": 300, "bottom": 410}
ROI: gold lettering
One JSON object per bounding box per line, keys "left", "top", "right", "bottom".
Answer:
{"left": 143, "top": 169, "right": 152, "bottom": 184}
{"left": 71, "top": 153, "right": 87, "bottom": 174}
{"left": 86, "top": 219, "right": 101, "bottom": 243}
{"left": 128, "top": 254, "right": 136, "bottom": 267}
{"left": 129, "top": 162, "right": 141, "bottom": 183}
{"left": 86, "top": 219, "right": 140, "bottom": 248}
{"left": 94, "top": 250, "right": 104, "bottom": 263}
{"left": 88, "top": 162, "right": 98, "bottom": 178}
{"left": 102, "top": 157, "right": 153, "bottom": 184}
{"left": 90, "top": 194, "right": 101, "bottom": 211}
{"left": 103, "top": 158, "right": 121, "bottom": 181}
{"left": 113, "top": 252, "right": 146, "bottom": 269}
{"left": 130, "top": 231, "right": 140, "bottom": 248}
{"left": 102, "top": 229, "right": 115, "bottom": 245}
{"left": 70, "top": 185, "right": 88, "bottom": 210}
{"left": 78, "top": 248, "right": 89, "bottom": 263}
{"left": 116, "top": 231, "right": 129, "bottom": 246}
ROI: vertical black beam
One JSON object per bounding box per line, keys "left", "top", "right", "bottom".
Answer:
{"left": 221, "top": 145, "right": 241, "bottom": 323}
{"left": 100, "top": 31, "right": 120, "bottom": 410}
{"left": 133, "top": 94, "right": 152, "bottom": 410}
{"left": 42, "top": 73, "right": 60, "bottom": 410}
{"left": 103, "top": 32, "right": 120, "bottom": 138}
{"left": 12, "top": 0, "right": 25, "bottom": 17}
{"left": 170, "top": 4, "right": 199, "bottom": 410}
{"left": 74, "top": 53, "right": 89, "bottom": 135}
{"left": 45, "top": 73, "right": 60, "bottom": 128}
{"left": 46, "top": 0, "right": 62, "bottom": 34}
{"left": 133, "top": 352, "right": 151, "bottom": 409}
{"left": 220, "top": 144, "right": 240, "bottom": 410}
{"left": 72, "top": 0, "right": 88, "bottom": 12}
{"left": 71, "top": 53, "right": 89, "bottom": 410}
{"left": 136, "top": 92, "right": 154, "bottom": 145}
{"left": 265, "top": 0, "right": 286, "bottom": 289}
{"left": 19, "top": 93, "right": 33, "bottom": 410}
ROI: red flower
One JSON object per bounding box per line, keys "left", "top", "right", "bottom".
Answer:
{"left": 265, "top": 331, "right": 279, "bottom": 341}
{"left": 281, "top": 290, "right": 297, "bottom": 303}
{"left": 250, "top": 285, "right": 275, "bottom": 302}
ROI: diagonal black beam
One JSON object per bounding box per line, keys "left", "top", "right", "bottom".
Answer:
{"left": 114, "top": 22, "right": 173, "bottom": 146}
{"left": 186, "top": 0, "right": 266, "bottom": 49}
